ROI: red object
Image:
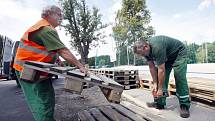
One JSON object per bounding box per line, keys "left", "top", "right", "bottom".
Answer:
{"left": 152, "top": 89, "right": 157, "bottom": 97}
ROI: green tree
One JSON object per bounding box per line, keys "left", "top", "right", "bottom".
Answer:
{"left": 207, "top": 42, "right": 215, "bottom": 63}
{"left": 60, "top": 0, "right": 107, "bottom": 64}
{"left": 112, "top": 0, "right": 154, "bottom": 66}
{"left": 197, "top": 42, "right": 215, "bottom": 63}
{"left": 98, "top": 59, "right": 105, "bottom": 67}
{"left": 185, "top": 43, "right": 199, "bottom": 64}
{"left": 88, "top": 56, "right": 95, "bottom": 66}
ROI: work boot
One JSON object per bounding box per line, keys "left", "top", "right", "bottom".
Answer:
{"left": 180, "top": 105, "right": 190, "bottom": 118}
{"left": 146, "top": 102, "right": 164, "bottom": 109}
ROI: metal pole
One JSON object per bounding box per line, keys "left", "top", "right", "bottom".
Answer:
{"left": 127, "top": 46, "right": 129, "bottom": 65}
{"left": 202, "top": 45, "right": 204, "bottom": 63}
{"left": 95, "top": 48, "right": 98, "bottom": 68}
{"left": 205, "top": 43, "right": 208, "bottom": 63}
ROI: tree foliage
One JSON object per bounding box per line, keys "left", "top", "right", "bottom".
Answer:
{"left": 196, "top": 42, "right": 215, "bottom": 63}
{"left": 112, "top": 0, "right": 154, "bottom": 65}
{"left": 60, "top": 0, "right": 107, "bottom": 64}
{"left": 185, "top": 42, "right": 199, "bottom": 64}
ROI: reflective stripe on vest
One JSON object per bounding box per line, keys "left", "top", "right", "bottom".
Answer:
{"left": 18, "top": 41, "right": 49, "bottom": 56}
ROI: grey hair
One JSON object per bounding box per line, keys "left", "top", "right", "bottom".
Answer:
{"left": 41, "top": 5, "right": 61, "bottom": 18}
{"left": 133, "top": 40, "right": 147, "bottom": 53}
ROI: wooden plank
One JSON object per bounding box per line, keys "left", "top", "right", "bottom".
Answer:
{"left": 50, "top": 66, "right": 75, "bottom": 73}
{"left": 89, "top": 108, "right": 110, "bottom": 121}
{"left": 78, "top": 110, "right": 96, "bottom": 121}
{"left": 124, "top": 84, "right": 139, "bottom": 90}
{"left": 20, "top": 66, "right": 40, "bottom": 82}
{"left": 107, "top": 89, "right": 123, "bottom": 103}
{"left": 99, "top": 106, "right": 132, "bottom": 121}
{"left": 214, "top": 91, "right": 215, "bottom": 100}
{"left": 190, "top": 93, "right": 215, "bottom": 101}
{"left": 24, "top": 61, "right": 56, "bottom": 68}
{"left": 121, "top": 101, "right": 167, "bottom": 121}
{"left": 67, "top": 70, "right": 86, "bottom": 79}
{"left": 98, "top": 75, "right": 124, "bottom": 89}
{"left": 89, "top": 73, "right": 103, "bottom": 84}
{"left": 110, "top": 104, "right": 147, "bottom": 121}
{"left": 64, "top": 77, "right": 83, "bottom": 94}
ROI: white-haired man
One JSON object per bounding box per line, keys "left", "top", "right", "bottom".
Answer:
{"left": 13, "top": 5, "right": 87, "bottom": 121}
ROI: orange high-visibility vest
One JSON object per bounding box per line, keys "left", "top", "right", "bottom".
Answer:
{"left": 13, "top": 19, "right": 57, "bottom": 72}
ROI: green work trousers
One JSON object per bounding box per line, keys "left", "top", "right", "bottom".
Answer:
{"left": 155, "top": 56, "right": 191, "bottom": 109}
{"left": 16, "top": 71, "right": 55, "bottom": 121}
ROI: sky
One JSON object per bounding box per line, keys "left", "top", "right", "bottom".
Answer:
{"left": 0, "top": 0, "right": 214, "bottom": 59}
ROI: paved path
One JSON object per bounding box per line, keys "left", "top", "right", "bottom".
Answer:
{"left": 122, "top": 88, "right": 215, "bottom": 121}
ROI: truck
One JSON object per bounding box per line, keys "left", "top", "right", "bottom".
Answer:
{"left": 0, "top": 36, "right": 19, "bottom": 86}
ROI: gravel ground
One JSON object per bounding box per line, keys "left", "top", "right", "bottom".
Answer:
{"left": 54, "top": 86, "right": 110, "bottom": 121}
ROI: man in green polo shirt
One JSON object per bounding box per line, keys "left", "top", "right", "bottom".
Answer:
{"left": 133, "top": 35, "right": 190, "bottom": 118}
{"left": 15, "top": 5, "right": 87, "bottom": 121}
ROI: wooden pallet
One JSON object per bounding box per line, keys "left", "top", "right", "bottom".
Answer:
{"left": 90, "top": 69, "right": 139, "bottom": 91}
{"left": 139, "top": 80, "right": 153, "bottom": 90}
{"left": 78, "top": 103, "right": 147, "bottom": 121}
{"left": 169, "top": 78, "right": 215, "bottom": 102}
{"left": 114, "top": 70, "right": 137, "bottom": 76}
{"left": 124, "top": 84, "right": 139, "bottom": 90}
{"left": 21, "top": 61, "right": 124, "bottom": 103}
{"left": 117, "top": 80, "right": 139, "bottom": 85}
{"left": 114, "top": 75, "right": 137, "bottom": 81}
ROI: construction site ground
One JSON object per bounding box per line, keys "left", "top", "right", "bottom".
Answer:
{"left": 0, "top": 78, "right": 215, "bottom": 121}
{"left": 122, "top": 88, "right": 215, "bottom": 121}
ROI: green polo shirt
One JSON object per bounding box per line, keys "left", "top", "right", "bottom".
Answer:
{"left": 29, "top": 26, "right": 66, "bottom": 62}
{"left": 144, "top": 35, "right": 186, "bottom": 65}
{"left": 29, "top": 26, "right": 65, "bottom": 51}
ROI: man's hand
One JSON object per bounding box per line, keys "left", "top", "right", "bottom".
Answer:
{"left": 79, "top": 66, "right": 87, "bottom": 76}
{"left": 152, "top": 82, "right": 158, "bottom": 97}
{"left": 157, "top": 87, "right": 163, "bottom": 97}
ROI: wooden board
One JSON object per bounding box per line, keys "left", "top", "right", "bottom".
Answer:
{"left": 89, "top": 108, "right": 109, "bottom": 121}
{"left": 67, "top": 70, "right": 86, "bottom": 79}
{"left": 50, "top": 66, "right": 75, "bottom": 73}
{"left": 97, "top": 75, "right": 124, "bottom": 89}
{"left": 78, "top": 104, "right": 147, "bottom": 121}
{"left": 88, "top": 73, "right": 103, "bottom": 84}
{"left": 24, "top": 61, "right": 56, "bottom": 68}
{"left": 121, "top": 101, "right": 167, "bottom": 121}
{"left": 110, "top": 103, "right": 147, "bottom": 121}
{"left": 64, "top": 77, "right": 83, "bottom": 94}
{"left": 124, "top": 84, "right": 139, "bottom": 90}
{"left": 78, "top": 110, "right": 96, "bottom": 121}
{"left": 20, "top": 66, "right": 40, "bottom": 82}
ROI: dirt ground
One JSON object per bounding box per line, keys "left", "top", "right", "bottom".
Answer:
{"left": 54, "top": 86, "right": 110, "bottom": 121}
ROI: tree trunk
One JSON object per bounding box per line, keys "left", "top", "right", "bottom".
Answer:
{"left": 80, "top": 48, "right": 89, "bottom": 65}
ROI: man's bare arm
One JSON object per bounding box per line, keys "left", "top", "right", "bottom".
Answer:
{"left": 57, "top": 47, "right": 86, "bottom": 73}
{"left": 148, "top": 61, "right": 158, "bottom": 83}
{"left": 157, "top": 63, "right": 165, "bottom": 96}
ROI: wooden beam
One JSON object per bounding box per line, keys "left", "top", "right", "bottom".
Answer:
{"left": 78, "top": 110, "right": 96, "bottom": 121}
{"left": 110, "top": 104, "right": 147, "bottom": 121}
{"left": 50, "top": 66, "right": 75, "bottom": 74}
{"left": 64, "top": 77, "right": 83, "bottom": 94}
{"left": 98, "top": 106, "right": 132, "bottom": 121}
{"left": 89, "top": 108, "right": 109, "bottom": 121}
{"left": 24, "top": 61, "right": 56, "bottom": 68}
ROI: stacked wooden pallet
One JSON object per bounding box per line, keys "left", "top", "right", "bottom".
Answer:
{"left": 21, "top": 61, "right": 124, "bottom": 103}
{"left": 169, "top": 77, "right": 215, "bottom": 103}
{"left": 90, "top": 69, "right": 139, "bottom": 90}
{"left": 139, "top": 74, "right": 153, "bottom": 90}
{"left": 140, "top": 73, "right": 215, "bottom": 103}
